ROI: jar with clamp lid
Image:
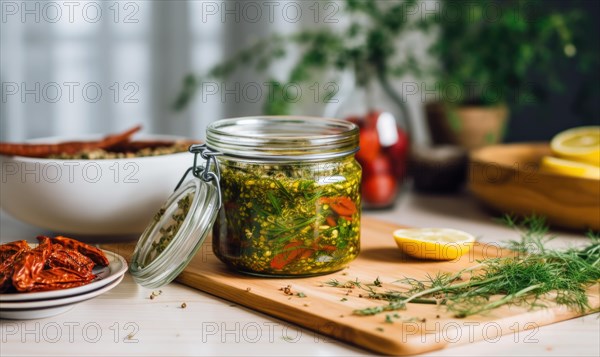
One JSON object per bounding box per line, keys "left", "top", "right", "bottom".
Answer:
{"left": 207, "top": 117, "right": 361, "bottom": 277}
{"left": 130, "top": 116, "right": 361, "bottom": 286}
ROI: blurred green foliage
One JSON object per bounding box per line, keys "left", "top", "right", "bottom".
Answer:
{"left": 173, "top": 0, "right": 422, "bottom": 115}
{"left": 425, "top": 0, "right": 596, "bottom": 106}
{"left": 173, "top": 0, "right": 596, "bottom": 114}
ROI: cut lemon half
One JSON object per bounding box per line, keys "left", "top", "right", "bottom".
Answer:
{"left": 393, "top": 228, "right": 475, "bottom": 261}
{"left": 550, "top": 126, "right": 600, "bottom": 166}
{"left": 540, "top": 156, "right": 600, "bottom": 180}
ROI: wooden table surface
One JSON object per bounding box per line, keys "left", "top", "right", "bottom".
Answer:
{"left": 1, "top": 190, "right": 599, "bottom": 356}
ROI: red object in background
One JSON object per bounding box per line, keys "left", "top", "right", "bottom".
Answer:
{"left": 361, "top": 174, "right": 397, "bottom": 208}
{"left": 384, "top": 128, "right": 409, "bottom": 180}
{"left": 361, "top": 154, "right": 392, "bottom": 178}
{"left": 365, "top": 111, "right": 381, "bottom": 130}
{"left": 360, "top": 154, "right": 397, "bottom": 207}
{"left": 356, "top": 128, "right": 380, "bottom": 162}
{"left": 348, "top": 110, "right": 409, "bottom": 208}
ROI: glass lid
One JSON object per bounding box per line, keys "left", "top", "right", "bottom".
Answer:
{"left": 129, "top": 175, "right": 220, "bottom": 288}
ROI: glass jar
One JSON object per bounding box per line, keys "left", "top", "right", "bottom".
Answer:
{"left": 206, "top": 117, "right": 361, "bottom": 277}
{"left": 326, "top": 65, "right": 412, "bottom": 209}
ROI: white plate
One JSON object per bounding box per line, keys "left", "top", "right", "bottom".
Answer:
{"left": 0, "top": 274, "right": 124, "bottom": 319}
{"left": 0, "top": 248, "right": 127, "bottom": 302}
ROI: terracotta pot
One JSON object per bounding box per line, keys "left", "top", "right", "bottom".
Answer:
{"left": 425, "top": 102, "right": 509, "bottom": 150}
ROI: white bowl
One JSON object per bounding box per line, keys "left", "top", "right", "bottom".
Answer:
{"left": 0, "top": 135, "right": 193, "bottom": 236}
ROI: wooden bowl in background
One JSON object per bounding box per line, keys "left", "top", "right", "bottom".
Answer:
{"left": 469, "top": 143, "right": 600, "bottom": 231}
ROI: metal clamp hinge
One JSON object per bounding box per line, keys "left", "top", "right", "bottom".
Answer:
{"left": 175, "top": 144, "right": 223, "bottom": 208}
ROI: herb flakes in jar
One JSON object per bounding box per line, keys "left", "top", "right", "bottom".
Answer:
{"left": 213, "top": 157, "right": 361, "bottom": 277}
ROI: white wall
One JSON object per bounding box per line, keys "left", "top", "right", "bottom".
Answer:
{"left": 1, "top": 0, "right": 433, "bottom": 143}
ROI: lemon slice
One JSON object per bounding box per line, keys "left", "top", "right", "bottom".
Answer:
{"left": 540, "top": 156, "right": 600, "bottom": 180}
{"left": 393, "top": 228, "right": 475, "bottom": 261}
{"left": 550, "top": 126, "right": 600, "bottom": 166}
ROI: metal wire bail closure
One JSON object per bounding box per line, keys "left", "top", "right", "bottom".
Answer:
{"left": 175, "top": 143, "right": 222, "bottom": 208}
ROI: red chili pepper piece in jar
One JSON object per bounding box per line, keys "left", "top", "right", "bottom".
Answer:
{"left": 326, "top": 216, "right": 337, "bottom": 227}
{"left": 321, "top": 196, "right": 357, "bottom": 217}
{"left": 270, "top": 241, "right": 308, "bottom": 270}
{"left": 319, "top": 245, "right": 337, "bottom": 252}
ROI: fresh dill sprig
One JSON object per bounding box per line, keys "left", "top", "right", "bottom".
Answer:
{"left": 325, "top": 278, "right": 362, "bottom": 289}
{"left": 267, "top": 191, "right": 282, "bottom": 215}
{"left": 352, "top": 216, "right": 600, "bottom": 318}
{"left": 501, "top": 214, "right": 555, "bottom": 254}
{"left": 325, "top": 277, "right": 439, "bottom": 313}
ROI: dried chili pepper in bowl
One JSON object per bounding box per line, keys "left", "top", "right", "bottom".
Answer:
{"left": 0, "top": 126, "right": 141, "bottom": 158}
{"left": 0, "top": 126, "right": 196, "bottom": 235}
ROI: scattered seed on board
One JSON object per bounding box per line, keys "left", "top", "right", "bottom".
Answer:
{"left": 149, "top": 290, "right": 163, "bottom": 299}
{"left": 279, "top": 285, "right": 293, "bottom": 295}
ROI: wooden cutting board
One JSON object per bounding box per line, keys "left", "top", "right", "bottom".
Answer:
{"left": 105, "top": 217, "right": 600, "bottom": 355}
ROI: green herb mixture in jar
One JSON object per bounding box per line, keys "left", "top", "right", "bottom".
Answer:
{"left": 207, "top": 116, "right": 362, "bottom": 277}
{"left": 213, "top": 156, "right": 361, "bottom": 276}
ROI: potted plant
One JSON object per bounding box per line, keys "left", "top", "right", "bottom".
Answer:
{"left": 174, "top": 0, "right": 420, "bottom": 120}
{"left": 173, "top": 0, "right": 425, "bottom": 208}
{"left": 422, "top": 0, "right": 592, "bottom": 149}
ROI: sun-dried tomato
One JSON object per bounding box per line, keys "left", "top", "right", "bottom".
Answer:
{"left": 30, "top": 267, "right": 94, "bottom": 292}
{"left": 45, "top": 236, "right": 109, "bottom": 266}
{"left": 1, "top": 235, "right": 109, "bottom": 293}
{"left": 11, "top": 237, "right": 53, "bottom": 292}
{"left": 0, "top": 240, "right": 30, "bottom": 293}
{"left": 47, "top": 245, "right": 95, "bottom": 279}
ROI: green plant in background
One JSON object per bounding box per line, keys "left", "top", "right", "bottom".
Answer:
{"left": 424, "top": 0, "right": 596, "bottom": 107}
{"left": 173, "top": 0, "right": 423, "bottom": 120}
{"left": 174, "top": 0, "right": 596, "bottom": 125}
